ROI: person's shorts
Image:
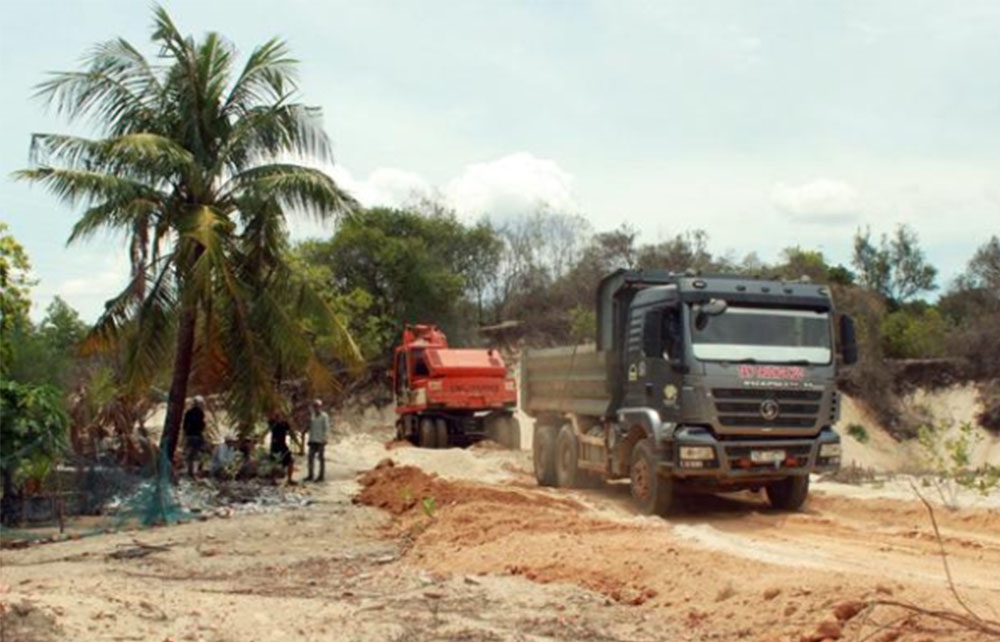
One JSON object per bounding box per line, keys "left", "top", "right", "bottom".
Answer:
{"left": 271, "top": 446, "right": 293, "bottom": 468}
{"left": 185, "top": 437, "right": 205, "bottom": 458}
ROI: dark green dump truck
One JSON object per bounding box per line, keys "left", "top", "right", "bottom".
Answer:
{"left": 523, "top": 269, "right": 858, "bottom": 515}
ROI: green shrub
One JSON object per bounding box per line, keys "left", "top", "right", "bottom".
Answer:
{"left": 846, "top": 423, "right": 869, "bottom": 443}
{"left": 880, "top": 307, "right": 948, "bottom": 359}
{"left": 918, "top": 421, "right": 1000, "bottom": 508}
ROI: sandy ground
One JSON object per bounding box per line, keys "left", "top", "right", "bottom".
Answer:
{"left": 4, "top": 417, "right": 1000, "bottom": 642}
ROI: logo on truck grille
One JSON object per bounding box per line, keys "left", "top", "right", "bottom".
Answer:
{"left": 760, "top": 399, "right": 781, "bottom": 421}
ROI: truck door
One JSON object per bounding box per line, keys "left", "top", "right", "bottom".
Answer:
{"left": 624, "top": 305, "right": 684, "bottom": 421}
{"left": 394, "top": 351, "right": 409, "bottom": 403}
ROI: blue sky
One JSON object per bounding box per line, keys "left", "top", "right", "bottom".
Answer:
{"left": 2, "top": 1, "right": 998, "bottom": 321}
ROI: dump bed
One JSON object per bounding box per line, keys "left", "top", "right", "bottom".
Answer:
{"left": 425, "top": 348, "right": 506, "bottom": 377}
{"left": 520, "top": 344, "right": 609, "bottom": 417}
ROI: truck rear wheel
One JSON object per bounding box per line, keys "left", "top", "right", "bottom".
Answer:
{"left": 555, "top": 425, "right": 581, "bottom": 488}
{"left": 630, "top": 440, "right": 673, "bottom": 516}
{"left": 501, "top": 415, "right": 521, "bottom": 450}
{"left": 434, "top": 418, "right": 449, "bottom": 449}
{"left": 418, "top": 417, "right": 439, "bottom": 448}
{"left": 765, "top": 475, "right": 809, "bottom": 511}
{"left": 533, "top": 424, "right": 558, "bottom": 487}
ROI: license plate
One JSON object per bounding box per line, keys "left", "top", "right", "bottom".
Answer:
{"left": 750, "top": 449, "right": 785, "bottom": 464}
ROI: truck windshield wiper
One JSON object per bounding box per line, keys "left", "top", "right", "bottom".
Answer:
{"left": 781, "top": 359, "right": 813, "bottom": 365}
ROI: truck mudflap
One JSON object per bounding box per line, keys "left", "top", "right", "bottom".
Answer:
{"left": 662, "top": 426, "right": 841, "bottom": 479}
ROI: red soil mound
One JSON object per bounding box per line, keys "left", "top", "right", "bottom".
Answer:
{"left": 353, "top": 458, "right": 582, "bottom": 516}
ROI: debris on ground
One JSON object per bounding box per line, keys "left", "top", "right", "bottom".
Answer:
{"left": 107, "top": 540, "right": 171, "bottom": 560}
{"left": 103, "top": 478, "right": 315, "bottom": 522}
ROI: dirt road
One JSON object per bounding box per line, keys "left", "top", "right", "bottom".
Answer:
{"left": 2, "top": 432, "right": 999, "bottom": 642}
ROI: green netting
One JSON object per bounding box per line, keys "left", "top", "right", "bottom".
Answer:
{"left": 0, "top": 448, "right": 190, "bottom": 546}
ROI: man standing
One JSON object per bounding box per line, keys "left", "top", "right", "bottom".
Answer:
{"left": 305, "top": 399, "right": 329, "bottom": 482}
{"left": 268, "top": 410, "right": 295, "bottom": 485}
{"left": 182, "top": 396, "right": 207, "bottom": 478}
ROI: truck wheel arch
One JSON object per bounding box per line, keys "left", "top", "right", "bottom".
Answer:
{"left": 615, "top": 424, "right": 649, "bottom": 477}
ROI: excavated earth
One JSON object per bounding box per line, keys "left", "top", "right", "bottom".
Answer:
{"left": 2, "top": 429, "right": 999, "bottom": 642}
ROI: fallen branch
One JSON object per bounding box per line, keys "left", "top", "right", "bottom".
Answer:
{"left": 906, "top": 479, "right": 985, "bottom": 623}
{"left": 868, "top": 599, "right": 1000, "bottom": 638}
{"left": 852, "top": 481, "right": 1000, "bottom": 639}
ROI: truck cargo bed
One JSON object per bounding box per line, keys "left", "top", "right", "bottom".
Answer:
{"left": 521, "top": 344, "right": 609, "bottom": 417}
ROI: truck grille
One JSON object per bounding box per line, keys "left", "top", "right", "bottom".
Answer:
{"left": 711, "top": 388, "right": 821, "bottom": 429}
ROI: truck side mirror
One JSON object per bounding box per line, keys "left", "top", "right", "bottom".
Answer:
{"left": 693, "top": 298, "right": 728, "bottom": 330}
{"left": 839, "top": 314, "right": 858, "bottom": 365}
{"left": 642, "top": 310, "right": 663, "bottom": 357}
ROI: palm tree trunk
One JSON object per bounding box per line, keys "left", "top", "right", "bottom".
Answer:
{"left": 160, "top": 300, "right": 198, "bottom": 464}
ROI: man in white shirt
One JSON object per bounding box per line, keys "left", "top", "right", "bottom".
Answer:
{"left": 210, "top": 434, "right": 238, "bottom": 479}
{"left": 305, "top": 399, "right": 330, "bottom": 482}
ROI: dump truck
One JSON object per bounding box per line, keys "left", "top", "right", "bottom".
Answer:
{"left": 523, "top": 270, "right": 857, "bottom": 514}
{"left": 392, "top": 324, "right": 520, "bottom": 449}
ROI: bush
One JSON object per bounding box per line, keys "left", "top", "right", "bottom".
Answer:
{"left": 833, "top": 286, "right": 908, "bottom": 432}
{"left": 846, "top": 423, "right": 869, "bottom": 443}
{"left": 918, "top": 421, "right": 1000, "bottom": 508}
{"left": 880, "top": 307, "right": 948, "bottom": 359}
{"left": 0, "top": 380, "right": 69, "bottom": 524}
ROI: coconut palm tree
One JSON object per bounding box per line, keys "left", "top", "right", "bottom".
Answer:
{"left": 17, "top": 7, "right": 358, "bottom": 462}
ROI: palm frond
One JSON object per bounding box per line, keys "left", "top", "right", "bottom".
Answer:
{"left": 196, "top": 32, "right": 235, "bottom": 112}
{"left": 35, "top": 37, "right": 163, "bottom": 135}
{"left": 66, "top": 194, "right": 160, "bottom": 245}
{"left": 224, "top": 37, "right": 298, "bottom": 115}
{"left": 219, "top": 103, "right": 332, "bottom": 172}
{"left": 226, "top": 164, "right": 357, "bottom": 220}
{"left": 82, "top": 257, "right": 174, "bottom": 354}
{"left": 30, "top": 132, "right": 194, "bottom": 182}
{"left": 120, "top": 268, "right": 177, "bottom": 392}
{"left": 13, "top": 167, "right": 159, "bottom": 209}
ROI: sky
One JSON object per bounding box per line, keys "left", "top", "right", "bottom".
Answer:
{"left": 1, "top": 0, "right": 998, "bottom": 322}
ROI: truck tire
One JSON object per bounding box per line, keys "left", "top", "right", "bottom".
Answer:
{"left": 630, "top": 440, "right": 673, "bottom": 516}
{"left": 555, "top": 425, "right": 581, "bottom": 488}
{"left": 501, "top": 415, "right": 521, "bottom": 450}
{"left": 533, "top": 424, "right": 558, "bottom": 487}
{"left": 765, "top": 475, "right": 809, "bottom": 511}
{"left": 419, "top": 417, "right": 438, "bottom": 448}
{"left": 434, "top": 418, "right": 449, "bottom": 449}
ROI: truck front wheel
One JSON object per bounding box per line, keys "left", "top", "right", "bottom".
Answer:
{"left": 630, "top": 440, "right": 673, "bottom": 516}
{"left": 765, "top": 475, "right": 810, "bottom": 511}
{"left": 533, "top": 424, "right": 558, "bottom": 487}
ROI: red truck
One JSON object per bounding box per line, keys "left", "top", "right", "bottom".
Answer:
{"left": 391, "top": 324, "right": 521, "bottom": 449}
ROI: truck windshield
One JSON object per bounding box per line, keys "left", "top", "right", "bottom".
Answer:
{"left": 690, "top": 306, "right": 832, "bottom": 364}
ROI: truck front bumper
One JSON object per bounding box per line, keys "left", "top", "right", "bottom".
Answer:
{"left": 661, "top": 426, "right": 841, "bottom": 479}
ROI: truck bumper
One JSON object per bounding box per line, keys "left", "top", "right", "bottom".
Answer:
{"left": 660, "top": 426, "right": 841, "bottom": 480}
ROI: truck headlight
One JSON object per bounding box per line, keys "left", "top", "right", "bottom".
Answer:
{"left": 820, "top": 443, "right": 842, "bottom": 458}
{"left": 504, "top": 380, "right": 516, "bottom": 391}
{"left": 679, "top": 446, "right": 715, "bottom": 461}
{"left": 427, "top": 380, "right": 443, "bottom": 391}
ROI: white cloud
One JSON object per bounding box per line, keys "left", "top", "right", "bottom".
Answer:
{"left": 771, "top": 179, "right": 861, "bottom": 224}
{"left": 31, "top": 253, "right": 130, "bottom": 322}
{"left": 326, "top": 165, "right": 437, "bottom": 208}
{"left": 444, "top": 152, "right": 577, "bottom": 219}
{"left": 290, "top": 153, "right": 578, "bottom": 239}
